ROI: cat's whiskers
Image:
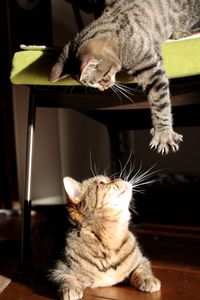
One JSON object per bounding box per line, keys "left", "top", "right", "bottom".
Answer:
{"left": 129, "top": 164, "right": 159, "bottom": 193}
{"left": 114, "top": 84, "right": 134, "bottom": 103}
{"left": 124, "top": 160, "right": 136, "bottom": 182}
{"left": 89, "top": 152, "right": 98, "bottom": 177}
{"left": 129, "top": 203, "right": 138, "bottom": 215}
{"left": 110, "top": 85, "right": 123, "bottom": 104}
{"left": 118, "top": 160, "right": 123, "bottom": 177}
{"left": 90, "top": 153, "right": 110, "bottom": 178}
{"left": 94, "top": 164, "right": 98, "bottom": 176}
{"left": 111, "top": 85, "right": 130, "bottom": 103}
{"left": 117, "top": 83, "right": 135, "bottom": 96}
{"left": 119, "top": 152, "right": 133, "bottom": 179}
{"left": 114, "top": 85, "right": 133, "bottom": 103}
{"left": 102, "top": 166, "right": 109, "bottom": 177}
{"left": 69, "top": 86, "right": 75, "bottom": 93}
{"left": 110, "top": 171, "right": 121, "bottom": 180}
{"left": 111, "top": 155, "right": 159, "bottom": 193}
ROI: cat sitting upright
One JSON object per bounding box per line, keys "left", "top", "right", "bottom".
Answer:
{"left": 49, "top": 175, "right": 161, "bottom": 300}
{"left": 49, "top": 0, "right": 200, "bottom": 154}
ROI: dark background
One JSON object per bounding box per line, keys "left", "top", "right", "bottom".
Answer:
{"left": 0, "top": 0, "right": 52, "bottom": 208}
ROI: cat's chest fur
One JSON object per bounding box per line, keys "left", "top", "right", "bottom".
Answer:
{"left": 66, "top": 228, "right": 139, "bottom": 288}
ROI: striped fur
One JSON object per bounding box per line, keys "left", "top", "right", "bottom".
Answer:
{"left": 49, "top": 0, "right": 200, "bottom": 154}
{"left": 49, "top": 175, "right": 161, "bottom": 300}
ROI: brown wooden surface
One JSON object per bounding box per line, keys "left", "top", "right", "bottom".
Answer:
{"left": 0, "top": 270, "right": 200, "bottom": 300}
{"left": 0, "top": 215, "right": 200, "bottom": 300}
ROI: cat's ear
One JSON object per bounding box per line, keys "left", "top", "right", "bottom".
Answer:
{"left": 80, "top": 55, "right": 99, "bottom": 81}
{"left": 63, "top": 177, "right": 81, "bottom": 205}
{"left": 49, "top": 43, "right": 70, "bottom": 82}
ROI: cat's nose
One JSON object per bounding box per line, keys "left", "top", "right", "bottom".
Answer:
{"left": 113, "top": 178, "right": 126, "bottom": 188}
{"left": 114, "top": 179, "right": 132, "bottom": 190}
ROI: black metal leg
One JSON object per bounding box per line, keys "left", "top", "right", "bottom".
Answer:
{"left": 21, "top": 89, "right": 36, "bottom": 270}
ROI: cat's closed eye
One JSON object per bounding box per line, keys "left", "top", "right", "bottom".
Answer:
{"left": 98, "top": 178, "right": 110, "bottom": 185}
{"left": 99, "top": 78, "right": 110, "bottom": 84}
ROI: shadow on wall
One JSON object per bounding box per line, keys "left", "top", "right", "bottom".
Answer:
{"left": 58, "top": 108, "right": 111, "bottom": 181}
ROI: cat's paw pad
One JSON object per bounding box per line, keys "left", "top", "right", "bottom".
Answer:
{"left": 150, "top": 128, "right": 183, "bottom": 154}
{"left": 134, "top": 275, "right": 161, "bottom": 292}
{"left": 59, "top": 286, "right": 83, "bottom": 300}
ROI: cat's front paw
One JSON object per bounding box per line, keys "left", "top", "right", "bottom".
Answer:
{"left": 133, "top": 275, "right": 161, "bottom": 292}
{"left": 150, "top": 128, "right": 183, "bottom": 154}
{"left": 59, "top": 286, "right": 83, "bottom": 300}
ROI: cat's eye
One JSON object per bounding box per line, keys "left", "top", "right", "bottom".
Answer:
{"left": 99, "top": 179, "right": 109, "bottom": 185}
{"left": 99, "top": 181, "right": 106, "bottom": 185}
{"left": 99, "top": 78, "right": 109, "bottom": 84}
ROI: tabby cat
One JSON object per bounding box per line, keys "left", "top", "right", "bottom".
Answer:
{"left": 49, "top": 0, "right": 200, "bottom": 154}
{"left": 49, "top": 175, "right": 161, "bottom": 300}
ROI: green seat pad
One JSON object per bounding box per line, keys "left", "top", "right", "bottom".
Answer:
{"left": 10, "top": 34, "right": 200, "bottom": 86}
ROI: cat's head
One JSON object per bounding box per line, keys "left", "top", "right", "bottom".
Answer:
{"left": 63, "top": 175, "right": 132, "bottom": 226}
{"left": 49, "top": 40, "right": 121, "bottom": 91}
{"left": 78, "top": 41, "right": 121, "bottom": 91}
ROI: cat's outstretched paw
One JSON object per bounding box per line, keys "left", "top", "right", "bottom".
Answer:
{"left": 133, "top": 275, "right": 161, "bottom": 292}
{"left": 59, "top": 286, "right": 83, "bottom": 300}
{"left": 150, "top": 128, "right": 183, "bottom": 154}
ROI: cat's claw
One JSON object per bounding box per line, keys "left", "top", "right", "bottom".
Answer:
{"left": 150, "top": 128, "right": 183, "bottom": 155}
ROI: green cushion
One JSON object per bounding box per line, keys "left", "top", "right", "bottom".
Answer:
{"left": 10, "top": 34, "right": 200, "bottom": 86}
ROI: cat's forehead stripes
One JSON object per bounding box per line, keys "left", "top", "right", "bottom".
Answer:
{"left": 80, "top": 177, "right": 129, "bottom": 204}
{"left": 80, "top": 176, "right": 110, "bottom": 200}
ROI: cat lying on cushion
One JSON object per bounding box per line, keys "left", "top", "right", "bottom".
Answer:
{"left": 50, "top": 0, "right": 200, "bottom": 154}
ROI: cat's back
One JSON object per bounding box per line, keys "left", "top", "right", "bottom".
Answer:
{"left": 184, "top": 0, "right": 200, "bottom": 30}
{"left": 123, "top": 0, "right": 200, "bottom": 39}
{"left": 79, "top": 0, "right": 200, "bottom": 44}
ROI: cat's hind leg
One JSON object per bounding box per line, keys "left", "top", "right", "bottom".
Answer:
{"left": 130, "top": 256, "right": 161, "bottom": 292}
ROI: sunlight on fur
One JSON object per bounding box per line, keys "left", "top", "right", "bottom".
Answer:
{"left": 48, "top": 160, "right": 161, "bottom": 300}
